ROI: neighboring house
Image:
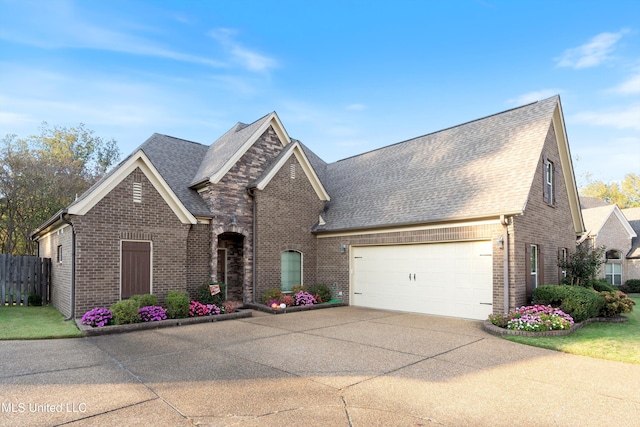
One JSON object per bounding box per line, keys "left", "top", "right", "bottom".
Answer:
{"left": 32, "top": 96, "right": 584, "bottom": 320}
{"left": 621, "top": 207, "right": 640, "bottom": 281}
{"left": 579, "top": 198, "right": 638, "bottom": 285}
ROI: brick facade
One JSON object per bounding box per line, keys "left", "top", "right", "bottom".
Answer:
{"left": 38, "top": 224, "right": 73, "bottom": 318}
{"left": 586, "top": 214, "right": 634, "bottom": 283}
{"left": 254, "top": 154, "right": 325, "bottom": 301}
{"left": 510, "top": 126, "right": 577, "bottom": 307}
{"left": 68, "top": 167, "right": 206, "bottom": 317}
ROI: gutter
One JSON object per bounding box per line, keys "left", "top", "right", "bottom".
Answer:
{"left": 500, "top": 215, "right": 511, "bottom": 313}
{"left": 60, "top": 212, "right": 77, "bottom": 321}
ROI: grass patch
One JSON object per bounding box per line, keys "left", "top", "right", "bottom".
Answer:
{"left": 0, "top": 305, "right": 83, "bottom": 339}
{"left": 505, "top": 295, "right": 640, "bottom": 364}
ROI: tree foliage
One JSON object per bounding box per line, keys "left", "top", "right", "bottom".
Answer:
{"left": 580, "top": 173, "right": 640, "bottom": 208}
{"left": 558, "top": 244, "right": 606, "bottom": 287}
{"left": 0, "top": 123, "right": 120, "bottom": 255}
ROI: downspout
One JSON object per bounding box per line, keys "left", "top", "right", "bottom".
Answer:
{"left": 247, "top": 187, "right": 257, "bottom": 303}
{"left": 60, "top": 212, "right": 76, "bottom": 321}
{"left": 500, "top": 215, "right": 510, "bottom": 313}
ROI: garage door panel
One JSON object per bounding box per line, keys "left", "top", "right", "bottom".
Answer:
{"left": 352, "top": 242, "right": 493, "bottom": 320}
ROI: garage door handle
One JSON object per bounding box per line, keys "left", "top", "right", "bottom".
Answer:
{"left": 480, "top": 302, "right": 493, "bottom": 305}
{"left": 354, "top": 292, "right": 362, "bottom": 295}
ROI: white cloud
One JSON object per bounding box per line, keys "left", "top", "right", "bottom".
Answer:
{"left": 572, "top": 104, "right": 640, "bottom": 131}
{"left": 506, "top": 90, "right": 562, "bottom": 106}
{"left": 346, "top": 104, "right": 366, "bottom": 111}
{"left": 209, "top": 28, "right": 277, "bottom": 72}
{"left": 555, "top": 30, "right": 628, "bottom": 69}
{"left": 608, "top": 70, "right": 640, "bottom": 95}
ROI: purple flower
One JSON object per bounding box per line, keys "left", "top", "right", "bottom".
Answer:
{"left": 294, "top": 291, "right": 316, "bottom": 306}
{"left": 138, "top": 306, "right": 167, "bottom": 322}
{"left": 81, "top": 307, "right": 113, "bottom": 328}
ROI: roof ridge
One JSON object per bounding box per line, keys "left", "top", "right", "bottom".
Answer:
{"left": 330, "top": 96, "right": 558, "bottom": 165}
{"left": 152, "top": 133, "right": 208, "bottom": 147}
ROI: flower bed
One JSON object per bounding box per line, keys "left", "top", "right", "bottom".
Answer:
{"left": 483, "top": 304, "right": 628, "bottom": 337}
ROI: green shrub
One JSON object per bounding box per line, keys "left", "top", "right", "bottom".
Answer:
{"left": 590, "top": 279, "right": 615, "bottom": 292}
{"left": 28, "top": 292, "right": 42, "bottom": 306}
{"left": 261, "top": 288, "right": 284, "bottom": 304}
{"left": 165, "top": 290, "right": 190, "bottom": 319}
{"left": 532, "top": 285, "right": 605, "bottom": 322}
{"left": 291, "top": 285, "right": 307, "bottom": 294}
{"left": 194, "top": 282, "right": 226, "bottom": 305}
{"left": 621, "top": 279, "right": 640, "bottom": 294}
{"left": 599, "top": 291, "right": 636, "bottom": 317}
{"left": 308, "top": 284, "right": 331, "bottom": 303}
{"left": 130, "top": 294, "right": 158, "bottom": 308}
{"left": 111, "top": 299, "right": 140, "bottom": 325}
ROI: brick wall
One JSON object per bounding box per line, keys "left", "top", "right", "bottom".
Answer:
{"left": 187, "top": 223, "right": 211, "bottom": 296}
{"left": 592, "top": 215, "right": 633, "bottom": 282}
{"left": 254, "top": 154, "right": 325, "bottom": 301}
{"left": 511, "top": 125, "right": 578, "bottom": 308}
{"left": 70, "top": 167, "right": 204, "bottom": 317}
{"left": 38, "top": 225, "right": 73, "bottom": 318}
{"left": 200, "top": 126, "right": 284, "bottom": 302}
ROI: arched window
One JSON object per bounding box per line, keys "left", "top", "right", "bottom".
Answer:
{"left": 605, "top": 249, "right": 622, "bottom": 285}
{"left": 281, "top": 250, "right": 302, "bottom": 293}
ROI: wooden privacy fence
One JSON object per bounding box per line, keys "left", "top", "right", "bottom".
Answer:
{"left": 0, "top": 254, "right": 51, "bottom": 306}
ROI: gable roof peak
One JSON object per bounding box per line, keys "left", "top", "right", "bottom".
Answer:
{"left": 190, "top": 111, "right": 290, "bottom": 187}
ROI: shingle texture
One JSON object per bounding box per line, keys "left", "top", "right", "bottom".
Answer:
{"left": 622, "top": 207, "right": 640, "bottom": 258}
{"left": 581, "top": 205, "right": 617, "bottom": 237}
{"left": 314, "top": 96, "right": 560, "bottom": 232}
{"left": 190, "top": 113, "right": 272, "bottom": 186}
{"left": 139, "top": 134, "right": 211, "bottom": 217}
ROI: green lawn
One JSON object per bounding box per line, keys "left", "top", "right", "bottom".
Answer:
{"left": 0, "top": 305, "right": 83, "bottom": 339}
{"left": 505, "top": 295, "right": 640, "bottom": 365}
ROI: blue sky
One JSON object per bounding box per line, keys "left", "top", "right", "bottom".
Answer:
{"left": 1, "top": 0, "right": 638, "bottom": 185}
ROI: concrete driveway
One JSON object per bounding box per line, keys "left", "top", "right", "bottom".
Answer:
{"left": 1, "top": 306, "right": 639, "bottom": 427}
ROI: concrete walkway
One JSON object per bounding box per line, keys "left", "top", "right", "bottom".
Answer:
{"left": 1, "top": 306, "right": 639, "bottom": 426}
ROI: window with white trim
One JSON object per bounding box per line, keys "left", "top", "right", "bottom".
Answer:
{"left": 544, "top": 159, "right": 554, "bottom": 205}
{"left": 530, "top": 244, "right": 538, "bottom": 289}
{"left": 281, "top": 250, "right": 302, "bottom": 293}
{"left": 605, "top": 249, "right": 622, "bottom": 285}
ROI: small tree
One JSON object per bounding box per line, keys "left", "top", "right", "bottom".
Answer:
{"left": 558, "top": 244, "right": 606, "bottom": 287}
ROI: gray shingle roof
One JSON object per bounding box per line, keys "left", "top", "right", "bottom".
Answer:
{"left": 314, "top": 96, "right": 560, "bottom": 232}
{"left": 581, "top": 204, "right": 616, "bottom": 237}
{"left": 580, "top": 196, "right": 609, "bottom": 209}
{"left": 190, "top": 113, "right": 273, "bottom": 186}
{"left": 622, "top": 207, "right": 640, "bottom": 258}
{"left": 139, "top": 134, "right": 212, "bottom": 217}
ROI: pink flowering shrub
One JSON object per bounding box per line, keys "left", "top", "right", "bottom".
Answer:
{"left": 489, "top": 305, "right": 574, "bottom": 332}
{"left": 81, "top": 307, "right": 113, "bottom": 327}
{"left": 137, "top": 306, "right": 167, "bottom": 322}
{"left": 190, "top": 300, "right": 223, "bottom": 316}
{"left": 190, "top": 301, "right": 209, "bottom": 316}
{"left": 294, "top": 291, "right": 316, "bottom": 306}
{"left": 282, "top": 295, "right": 294, "bottom": 307}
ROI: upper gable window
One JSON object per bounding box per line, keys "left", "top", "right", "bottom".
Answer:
{"left": 543, "top": 158, "right": 555, "bottom": 206}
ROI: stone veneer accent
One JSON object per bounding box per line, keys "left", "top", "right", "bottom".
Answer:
{"left": 199, "top": 126, "right": 285, "bottom": 302}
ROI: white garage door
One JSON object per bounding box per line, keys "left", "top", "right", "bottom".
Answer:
{"left": 351, "top": 241, "right": 493, "bottom": 320}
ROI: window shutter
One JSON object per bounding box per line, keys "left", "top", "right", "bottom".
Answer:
{"left": 525, "top": 243, "right": 532, "bottom": 300}
{"left": 553, "top": 165, "right": 558, "bottom": 205}
{"left": 542, "top": 157, "right": 549, "bottom": 203}
{"left": 538, "top": 244, "right": 544, "bottom": 287}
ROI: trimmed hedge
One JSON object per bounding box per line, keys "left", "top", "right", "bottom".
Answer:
{"left": 532, "top": 285, "right": 605, "bottom": 322}
{"left": 590, "top": 279, "right": 615, "bottom": 292}
{"left": 130, "top": 293, "right": 158, "bottom": 308}
{"left": 165, "top": 290, "right": 190, "bottom": 319}
{"left": 111, "top": 299, "right": 140, "bottom": 325}
{"left": 621, "top": 279, "right": 640, "bottom": 294}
